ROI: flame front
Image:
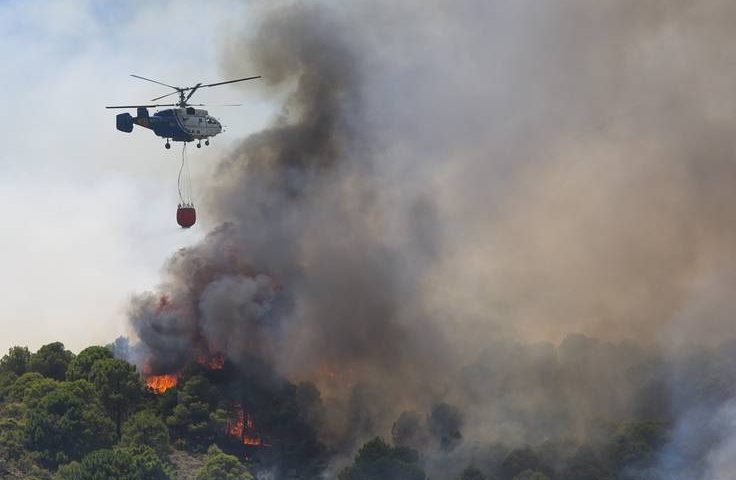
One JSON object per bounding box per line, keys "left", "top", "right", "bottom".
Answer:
{"left": 146, "top": 374, "right": 178, "bottom": 394}
{"left": 226, "top": 403, "right": 269, "bottom": 446}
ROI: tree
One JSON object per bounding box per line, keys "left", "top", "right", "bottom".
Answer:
{"left": 0, "top": 403, "right": 29, "bottom": 467}
{"left": 53, "top": 462, "right": 81, "bottom": 480}
{"left": 89, "top": 358, "right": 144, "bottom": 437}
{"left": 66, "top": 346, "right": 113, "bottom": 381}
{"left": 25, "top": 380, "right": 116, "bottom": 467}
{"left": 501, "top": 447, "right": 552, "bottom": 480}
{"left": 428, "top": 403, "right": 463, "bottom": 451}
{"left": 608, "top": 421, "right": 667, "bottom": 471}
{"left": 0, "top": 346, "right": 32, "bottom": 376}
{"left": 166, "top": 376, "right": 221, "bottom": 451}
{"left": 29, "top": 343, "right": 73, "bottom": 381}
{"left": 392, "top": 411, "right": 427, "bottom": 449}
{"left": 338, "top": 437, "right": 426, "bottom": 480}
{"left": 512, "top": 471, "right": 550, "bottom": 480}
{"left": 563, "top": 446, "right": 611, "bottom": 480}
{"left": 459, "top": 466, "right": 487, "bottom": 480}
{"left": 4, "top": 372, "right": 57, "bottom": 405}
{"left": 195, "top": 445, "right": 253, "bottom": 480}
{"left": 60, "top": 445, "right": 170, "bottom": 480}
{"left": 121, "top": 410, "right": 171, "bottom": 458}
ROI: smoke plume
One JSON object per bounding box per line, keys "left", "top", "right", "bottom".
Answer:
{"left": 129, "top": 0, "right": 736, "bottom": 477}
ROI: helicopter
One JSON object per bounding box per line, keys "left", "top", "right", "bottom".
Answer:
{"left": 106, "top": 74, "right": 260, "bottom": 149}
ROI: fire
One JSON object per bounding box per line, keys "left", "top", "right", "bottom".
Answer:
{"left": 207, "top": 355, "right": 224, "bottom": 369}
{"left": 146, "top": 374, "right": 178, "bottom": 394}
{"left": 226, "top": 403, "right": 270, "bottom": 447}
{"left": 197, "top": 352, "right": 224, "bottom": 370}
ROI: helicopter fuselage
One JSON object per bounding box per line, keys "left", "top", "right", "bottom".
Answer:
{"left": 116, "top": 106, "right": 222, "bottom": 145}
{"left": 108, "top": 73, "right": 259, "bottom": 149}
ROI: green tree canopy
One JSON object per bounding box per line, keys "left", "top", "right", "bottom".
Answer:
{"left": 89, "top": 358, "right": 144, "bottom": 437}
{"left": 57, "top": 445, "right": 170, "bottom": 480}
{"left": 121, "top": 410, "right": 171, "bottom": 458}
{"left": 0, "top": 402, "right": 28, "bottom": 467}
{"left": 0, "top": 346, "right": 32, "bottom": 376}
{"left": 53, "top": 462, "right": 81, "bottom": 480}
{"left": 166, "top": 376, "right": 222, "bottom": 451}
{"left": 29, "top": 343, "right": 74, "bottom": 381}
{"left": 25, "top": 380, "right": 116, "bottom": 467}
{"left": 66, "top": 346, "right": 113, "bottom": 381}
{"left": 338, "top": 437, "right": 426, "bottom": 480}
{"left": 4, "top": 372, "right": 57, "bottom": 404}
{"left": 195, "top": 445, "right": 253, "bottom": 480}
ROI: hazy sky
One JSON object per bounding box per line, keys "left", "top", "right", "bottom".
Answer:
{"left": 0, "top": 0, "right": 276, "bottom": 353}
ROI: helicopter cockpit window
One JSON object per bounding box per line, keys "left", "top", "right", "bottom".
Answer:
{"left": 207, "top": 118, "right": 217, "bottom": 124}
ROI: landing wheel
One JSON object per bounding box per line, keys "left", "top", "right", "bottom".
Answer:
{"left": 196, "top": 142, "right": 202, "bottom": 148}
{"left": 165, "top": 141, "right": 171, "bottom": 150}
{"left": 205, "top": 139, "right": 210, "bottom": 146}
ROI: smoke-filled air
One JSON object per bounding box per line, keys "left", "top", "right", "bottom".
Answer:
{"left": 122, "top": 1, "right": 736, "bottom": 479}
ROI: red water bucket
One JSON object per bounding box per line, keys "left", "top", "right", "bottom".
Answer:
{"left": 176, "top": 206, "right": 196, "bottom": 228}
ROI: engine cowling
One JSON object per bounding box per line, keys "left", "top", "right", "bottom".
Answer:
{"left": 116, "top": 113, "right": 134, "bottom": 133}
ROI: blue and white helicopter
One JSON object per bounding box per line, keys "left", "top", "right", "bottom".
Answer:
{"left": 106, "top": 74, "right": 260, "bottom": 149}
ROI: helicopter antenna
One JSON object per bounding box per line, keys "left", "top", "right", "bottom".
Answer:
{"left": 129, "top": 74, "right": 261, "bottom": 107}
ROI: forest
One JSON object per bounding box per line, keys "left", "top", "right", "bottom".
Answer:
{"left": 0, "top": 336, "right": 723, "bottom": 480}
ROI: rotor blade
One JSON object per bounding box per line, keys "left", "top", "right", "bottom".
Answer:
{"left": 150, "top": 90, "right": 180, "bottom": 102}
{"left": 130, "top": 74, "right": 180, "bottom": 90}
{"left": 184, "top": 103, "right": 242, "bottom": 107}
{"left": 184, "top": 83, "right": 203, "bottom": 103}
{"left": 105, "top": 104, "right": 178, "bottom": 109}
{"left": 181, "top": 104, "right": 239, "bottom": 107}
{"left": 199, "top": 76, "right": 261, "bottom": 88}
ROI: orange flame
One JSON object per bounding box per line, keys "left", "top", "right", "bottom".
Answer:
{"left": 146, "top": 374, "right": 178, "bottom": 394}
{"left": 226, "top": 404, "right": 270, "bottom": 447}
{"left": 196, "top": 353, "right": 225, "bottom": 370}
{"left": 208, "top": 355, "right": 224, "bottom": 369}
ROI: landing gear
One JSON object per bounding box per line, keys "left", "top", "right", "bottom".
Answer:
{"left": 196, "top": 141, "right": 202, "bottom": 148}
{"left": 205, "top": 139, "right": 210, "bottom": 146}
{"left": 165, "top": 140, "right": 171, "bottom": 150}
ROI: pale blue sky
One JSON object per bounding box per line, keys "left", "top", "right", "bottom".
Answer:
{"left": 0, "top": 0, "right": 276, "bottom": 352}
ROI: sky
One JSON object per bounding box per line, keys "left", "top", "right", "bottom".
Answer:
{"left": 0, "top": 0, "right": 277, "bottom": 353}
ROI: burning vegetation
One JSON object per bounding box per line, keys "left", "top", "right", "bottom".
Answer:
{"left": 145, "top": 374, "right": 178, "bottom": 394}
{"left": 226, "top": 403, "right": 270, "bottom": 447}
{"left": 119, "top": 0, "right": 736, "bottom": 479}
{"left": 8, "top": 0, "right": 736, "bottom": 478}
{"left": 197, "top": 353, "right": 225, "bottom": 370}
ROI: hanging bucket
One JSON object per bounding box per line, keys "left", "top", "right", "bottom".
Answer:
{"left": 177, "top": 205, "right": 196, "bottom": 228}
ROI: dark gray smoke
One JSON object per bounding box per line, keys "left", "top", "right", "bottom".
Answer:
{"left": 130, "top": 1, "right": 448, "bottom": 447}
{"left": 129, "top": 0, "right": 736, "bottom": 477}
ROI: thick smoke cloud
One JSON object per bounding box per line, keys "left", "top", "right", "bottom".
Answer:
{"left": 129, "top": 0, "right": 736, "bottom": 477}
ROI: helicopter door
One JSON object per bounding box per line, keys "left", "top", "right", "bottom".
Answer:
{"left": 178, "top": 109, "right": 195, "bottom": 136}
